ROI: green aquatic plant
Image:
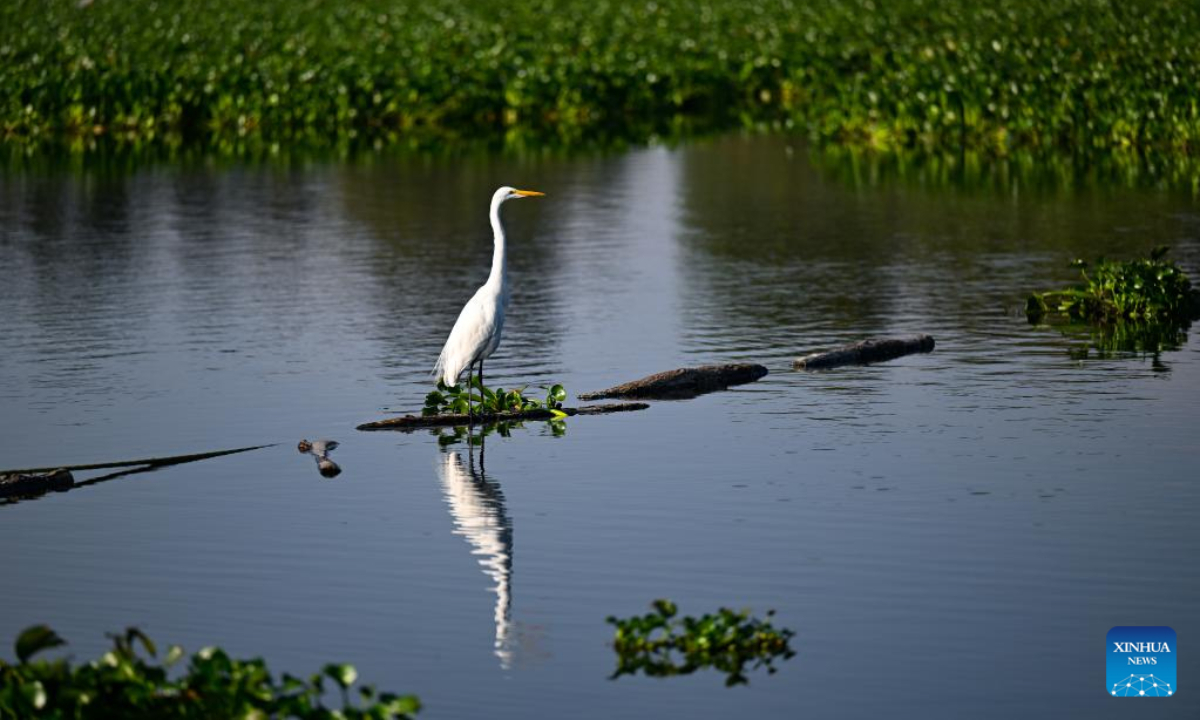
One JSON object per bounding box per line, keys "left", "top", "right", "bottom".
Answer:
{"left": 1026, "top": 247, "right": 1199, "bottom": 360}
{"left": 1026, "top": 246, "right": 1200, "bottom": 324}
{"left": 607, "top": 600, "right": 795, "bottom": 687}
{"left": 423, "top": 378, "right": 567, "bottom": 418}
{"left": 4, "top": 0, "right": 1200, "bottom": 158}
{"left": 0, "top": 625, "right": 419, "bottom": 719}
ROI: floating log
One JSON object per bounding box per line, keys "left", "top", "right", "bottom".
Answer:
{"left": 0, "top": 469, "right": 74, "bottom": 500}
{"left": 357, "top": 402, "right": 649, "bottom": 431}
{"left": 578, "top": 363, "right": 769, "bottom": 400}
{"left": 794, "top": 335, "right": 935, "bottom": 370}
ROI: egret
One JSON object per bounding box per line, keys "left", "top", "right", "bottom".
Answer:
{"left": 434, "top": 186, "right": 544, "bottom": 414}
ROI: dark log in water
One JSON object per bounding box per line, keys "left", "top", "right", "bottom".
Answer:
{"left": 793, "top": 335, "right": 935, "bottom": 370}
{"left": 357, "top": 402, "right": 649, "bottom": 431}
{"left": 578, "top": 364, "right": 769, "bottom": 400}
{"left": 0, "top": 469, "right": 74, "bottom": 499}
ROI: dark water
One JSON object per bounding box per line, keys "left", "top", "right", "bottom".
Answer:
{"left": 2, "top": 136, "right": 1199, "bottom": 718}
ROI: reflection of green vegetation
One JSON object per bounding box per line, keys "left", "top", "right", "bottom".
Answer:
{"left": 812, "top": 143, "right": 1200, "bottom": 193}
{"left": 4, "top": 0, "right": 1200, "bottom": 158}
{"left": 1027, "top": 247, "right": 1199, "bottom": 323}
{"left": 608, "top": 600, "right": 795, "bottom": 687}
{"left": 1061, "top": 319, "right": 1190, "bottom": 359}
{"left": 0, "top": 625, "right": 419, "bottom": 719}
{"left": 435, "top": 417, "right": 567, "bottom": 448}
{"left": 424, "top": 378, "right": 566, "bottom": 418}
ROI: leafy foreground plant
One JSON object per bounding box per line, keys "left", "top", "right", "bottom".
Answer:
{"left": 0, "top": 625, "right": 419, "bottom": 719}
{"left": 1026, "top": 246, "right": 1199, "bottom": 324}
{"left": 423, "top": 378, "right": 567, "bottom": 418}
{"left": 607, "top": 600, "right": 795, "bottom": 687}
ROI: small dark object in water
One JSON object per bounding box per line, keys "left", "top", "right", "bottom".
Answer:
{"left": 578, "top": 364, "right": 769, "bottom": 400}
{"left": 0, "top": 469, "right": 74, "bottom": 499}
{"left": 298, "top": 439, "right": 339, "bottom": 455}
{"left": 299, "top": 439, "right": 341, "bottom": 477}
{"left": 357, "top": 402, "right": 648, "bottom": 431}
{"left": 793, "top": 335, "right": 935, "bottom": 370}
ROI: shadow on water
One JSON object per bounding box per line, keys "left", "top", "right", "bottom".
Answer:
{"left": 435, "top": 432, "right": 517, "bottom": 670}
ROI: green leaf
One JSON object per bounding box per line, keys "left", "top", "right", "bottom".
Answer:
{"left": 15, "top": 625, "right": 65, "bottom": 664}
{"left": 324, "top": 663, "right": 358, "bottom": 689}
{"left": 126, "top": 627, "right": 157, "bottom": 657}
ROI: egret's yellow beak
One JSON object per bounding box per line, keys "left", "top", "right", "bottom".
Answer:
{"left": 513, "top": 189, "right": 545, "bottom": 197}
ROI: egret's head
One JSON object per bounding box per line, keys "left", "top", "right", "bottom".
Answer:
{"left": 497, "top": 186, "right": 545, "bottom": 202}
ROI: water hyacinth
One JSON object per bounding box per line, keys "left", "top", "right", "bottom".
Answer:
{"left": 0, "top": 625, "right": 420, "bottom": 719}
{"left": 2, "top": 0, "right": 1200, "bottom": 156}
{"left": 607, "top": 600, "right": 796, "bottom": 686}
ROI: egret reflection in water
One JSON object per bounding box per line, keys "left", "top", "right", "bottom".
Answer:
{"left": 436, "top": 438, "right": 514, "bottom": 669}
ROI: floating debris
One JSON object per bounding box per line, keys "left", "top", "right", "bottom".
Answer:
{"left": 298, "top": 439, "right": 341, "bottom": 477}
{"left": 0, "top": 445, "right": 270, "bottom": 505}
{"left": 579, "top": 364, "right": 769, "bottom": 400}
{"left": 794, "top": 335, "right": 935, "bottom": 370}
{"left": 0, "top": 469, "right": 74, "bottom": 500}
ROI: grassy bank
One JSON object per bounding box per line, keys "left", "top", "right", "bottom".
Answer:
{"left": 2, "top": 0, "right": 1199, "bottom": 156}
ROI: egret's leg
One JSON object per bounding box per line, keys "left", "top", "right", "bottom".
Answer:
{"left": 466, "top": 364, "right": 474, "bottom": 420}
{"left": 479, "top": 359, "right": 485, "bottom": 395}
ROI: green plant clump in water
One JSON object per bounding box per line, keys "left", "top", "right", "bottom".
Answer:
{"left": 1027, "top": 246, "right": 1200, "bottom": 323}
{"left": 1026, "top": 246, "right": 1200, "bottom": 357}
{"left": 423, "top": 378, "right": 566, "bottom": 418}
{"left": 4, "top": 0, "right": 1200, "bottom": 158}
{"left": 607, "top": 600, "right": 796, "bottom": 687}
{"left": 0, "top": 625, "right": 420, "bottom": 719}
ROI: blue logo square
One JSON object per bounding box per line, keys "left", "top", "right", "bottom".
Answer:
{"left": 1108, "top": 626, "right": 1176, "bottom": 697}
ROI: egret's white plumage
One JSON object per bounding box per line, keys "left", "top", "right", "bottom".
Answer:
{"left": 435, "top": 186, "right": 544, "bottom": 389}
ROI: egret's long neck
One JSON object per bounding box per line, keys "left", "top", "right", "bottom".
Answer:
{"left": 487, "top": 196, "right": 507, "bottom": 288}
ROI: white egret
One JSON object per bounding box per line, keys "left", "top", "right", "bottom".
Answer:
{"left": 434, "top": 186, "right": 544, "bottom": 413}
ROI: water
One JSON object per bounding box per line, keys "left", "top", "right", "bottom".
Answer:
{"left": 2, "top": 135, "right": 1199, "bottom": 718}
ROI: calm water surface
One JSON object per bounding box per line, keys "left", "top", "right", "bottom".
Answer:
{"left": 2, "top": 136, "right": 1199, "bottom": 718}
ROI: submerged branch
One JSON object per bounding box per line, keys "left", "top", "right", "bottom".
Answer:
{"left": 0, "top": 444, "right": 274, "bottom": 476}
{"left": 0, "top": 445, "right": 272, "bottom": 502}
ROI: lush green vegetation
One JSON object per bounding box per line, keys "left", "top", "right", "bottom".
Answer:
{"left": 424, "top": 379, "right": 567, "bottom": 417}
{"left": 0, "top": 625, "right": 419, "bottom": 719}
{"left": 1026, "top": 247, "right": 1199, "bottom": 323}
{"left": 1027, "top": 247, "right": 1200, "bottom": 357}
{"left": 607, "top": 600, "right": 795, "bottom": 686}
{"left": 3, "top": 0, "right": 1199, "bottom": 156}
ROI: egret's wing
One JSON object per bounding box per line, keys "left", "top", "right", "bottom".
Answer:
{"left": 435, "top": 287, "right": 500, "bottom": 384}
